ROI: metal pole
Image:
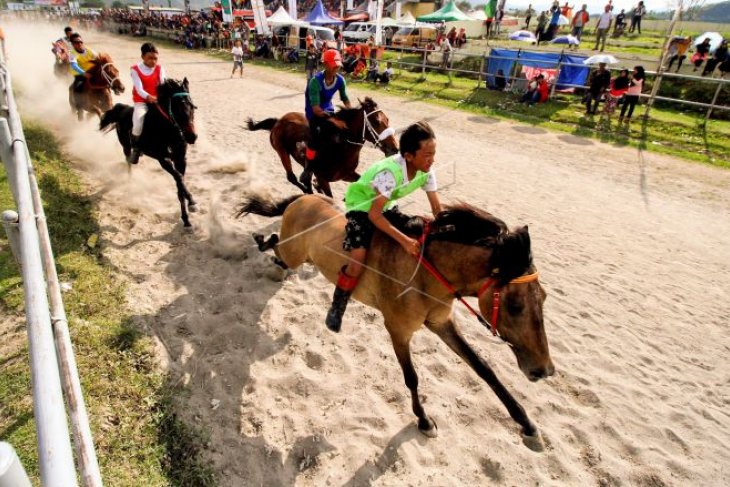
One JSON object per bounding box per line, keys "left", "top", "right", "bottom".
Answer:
{"left": 0, "top": 442, "right": 32, "bottom": 487}
{"left": 551, "top": 49, "right": 564, "bottom": 97}
{"left": 421, "top": 46, "right": 427, "bottom": 77}
{"left": 2, "top": 63, "right": 78, "bottom": 487}
{"left": 477, "top": 52, "right": 486, "bottom": 88}
{"left": 2, "top": 210, "right": 21, "bottom": 269}
{"left": 0, "top": 119, "right": 19, "bottom": 204}
{"left": 705, "top": 81, "right": 723, "bottom": 122}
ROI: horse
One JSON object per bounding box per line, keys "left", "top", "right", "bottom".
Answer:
{"left": 238, "top": 194, "right": 554, "bottom": 450}
{"left": 69, "top": 53, "right": 125, "bottom": 121}
{"left": 246, "top": 97, "right": 399, "bottom": 198}
{"left": 99, "top": 78, "right": 199, "bottom": 228}
{"left": 51, "top": 40, "right": 70, "bottom": 79}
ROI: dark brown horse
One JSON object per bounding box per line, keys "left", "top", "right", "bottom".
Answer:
{"left": 239, "top": 194, "right": 554, "bottom": 450}
{"left": 69, "top": 53, "right": 125, "bottom": 121}
{"left": 246, "top": 97, "right": 399, "bottom": 197}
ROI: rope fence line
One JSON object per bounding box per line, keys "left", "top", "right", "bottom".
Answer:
{"left": 0, "top": 47, "right": 103, "bottom": 487}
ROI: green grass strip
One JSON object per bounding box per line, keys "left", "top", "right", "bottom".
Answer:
{"left": 0, "top": 122, "right": 215, "bottom": 486}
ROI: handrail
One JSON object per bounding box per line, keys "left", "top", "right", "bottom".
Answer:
{"left": 0, "top": 47, "right": 103, "bottom": 487}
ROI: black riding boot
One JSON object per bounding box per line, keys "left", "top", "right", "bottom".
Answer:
{"left": 127, "top": 136, "right": 141, "bottom": 165}
{"left": 325, "top": 266, "right": 358, "bottom": 332}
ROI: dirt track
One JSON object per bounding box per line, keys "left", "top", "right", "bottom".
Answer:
{"left": 7, "top": 22, "right": 730, "bottom": 486}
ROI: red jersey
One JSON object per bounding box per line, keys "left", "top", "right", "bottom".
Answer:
{"left": 132, "top": 64, "right": 161, "bottom": 104}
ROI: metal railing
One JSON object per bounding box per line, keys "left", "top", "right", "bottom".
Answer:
{"left": 0, "top": 47, "right": 103, "bottom": 487}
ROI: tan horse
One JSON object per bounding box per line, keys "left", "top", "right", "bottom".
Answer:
{"left": 69, "top": 53, "right": 125, "bottom": 121}
{"left": 239, "top": 194, "right": 554, "bottom": 450}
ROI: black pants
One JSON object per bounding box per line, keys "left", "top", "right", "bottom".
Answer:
{"left": 703, "top": 58, "right": 719, "bottom": 76}
{"left": 72, "top": 74, "right": 86, "bottom": 93}
{"left": 667, "top": 54, "right": 686, "bottom": 71}
{"left": 629, "top": 16, "right": 641, "bottom": 33}
{"left": 585, "top": 92, "right": 602, "bottom": 114}
{"left": 620, "top": 95, "right": 639, "bottom": 118}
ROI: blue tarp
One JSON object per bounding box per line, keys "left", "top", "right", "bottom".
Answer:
{"left": 485, "top": 48, "right": 589, "bottom": 90}
{"left": 304, "top": 0, "right": 344, "bottom": 25}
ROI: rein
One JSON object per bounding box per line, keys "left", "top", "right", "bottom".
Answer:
{"left": 88, "top": 62, "right": 119, "bottom": 90}
{"left": 414, "top": 222, "right": 539, "bottom": 337}
{"left": 154, "top": 91, "right": 192, "bottom": 139}
{"left": 345, "top": 107, "right": 395, "bottom": 151}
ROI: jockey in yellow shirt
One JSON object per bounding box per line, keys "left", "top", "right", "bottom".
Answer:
{"left": 68, "top": 33, "right": 97, "bottom": 92}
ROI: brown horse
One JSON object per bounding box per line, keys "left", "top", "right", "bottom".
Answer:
{"left": 69, "top": 53, "right": 125, "bottom": 121}
{"left": 246, "top": 97, "right": 399, "bottom": 197}
{"left": 239, "top": 194, "right": 554, "bottom": 450}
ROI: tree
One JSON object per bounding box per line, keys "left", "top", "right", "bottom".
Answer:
{"left": 80, "top": 0, "right": 105, "bottom": 7}
{"left": 111, "top": 0, "right": 127, "bottom": 8}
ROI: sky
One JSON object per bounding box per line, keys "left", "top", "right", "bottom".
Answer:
{"left": 494, "top": 0, "right": 724, "bottom": 13}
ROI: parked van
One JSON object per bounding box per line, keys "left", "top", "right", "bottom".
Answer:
{"left": 391, "top": 25, "right": 438, "bottom": 49}
{"left": 274, "top": 23, "right": 336, "bottom": 51}
{"left": 342, "top": 22, "right": 397, "bottom": 44}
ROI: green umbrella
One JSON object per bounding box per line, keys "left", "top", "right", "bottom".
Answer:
{"left": 484, "top": 0, "right": 497, "bottom": 19}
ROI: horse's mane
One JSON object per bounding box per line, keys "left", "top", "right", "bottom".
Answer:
{"left": 332, "top": 97, "right": 378, "bottom": 124}
{"left": 388, "top": 203, "right": 532, "bottom": 284}
{"left": 158, "top": 78, "right": 186, "bottom": 98}
{"left": 91, "top": 53, "right": 113, "bottom": 67}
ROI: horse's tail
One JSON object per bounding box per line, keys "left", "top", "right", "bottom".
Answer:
{"left": 237, "top": 194, "right": 303, "bottom": 218}
{"left": 246, "top": 117, "right": 278, "bottom": 132}
{"left": 100, "top": 103, "right": 127, "bottom": 132}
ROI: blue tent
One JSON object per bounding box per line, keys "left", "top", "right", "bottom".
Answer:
{"left": 304, "top": 0, "right": 344, "bottom": 25}
{"left": 485, "top": 48, "right": 589, "bottom": 90}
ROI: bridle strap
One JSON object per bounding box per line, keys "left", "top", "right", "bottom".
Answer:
{"left": 346, "top": 107, "right": 393, "bottom": 150}
{"left": 415, "top": 222, "right": 539, "bottom": 337}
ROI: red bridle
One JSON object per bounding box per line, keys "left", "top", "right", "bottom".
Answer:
{"left": 415, "top": 222, "right": 539, "bottom": 336}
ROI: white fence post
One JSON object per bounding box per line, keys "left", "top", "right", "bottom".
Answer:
{"left": 0, "top": 442, "right": 32, "bottom": 487}
{"left": 1, "top": 210, "right": 21, "bottom": 269}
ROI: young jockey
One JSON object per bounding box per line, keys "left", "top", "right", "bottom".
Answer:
{"left": 128, "top": 42, "right": 167, "bottom": 165}
{"left": 304, "top": 49, "right": 351, "bottom": 163}
{"left": 325, "top": 121, "right": 443, "bottom": 332}
{"left": 68, "top": 33, "right": 97, "bottom": 92}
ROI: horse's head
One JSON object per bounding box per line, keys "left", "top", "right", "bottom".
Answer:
{"left": 93, "top": 53, "right": 125, "bottom": 95}
{"left": 359, "top": 97, "right": 398, "bottom": 156}
{"left": 430, "top": 207, "right": 554, "bottom": 382}
{"left": 158, "top": 77, "right": 198, "bottom": 144}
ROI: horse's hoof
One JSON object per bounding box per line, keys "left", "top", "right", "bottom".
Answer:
{"left": 522, "top": 429, "right": 545, "bottom": 452}
{"left": 252, "top": 233, "right": 265, "bottom": 246}
{"left": 182, "top": 222, "right": 193, "bottom": 232}
{"left": 189, "top": 203, "right": 199, "bottom": 213}
{"left": 418, "top": 417, "right": 438, "bottom": 438}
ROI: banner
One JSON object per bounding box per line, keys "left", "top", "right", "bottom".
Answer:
{"left": 221, "top": 0, "right": 233, "bottom": 23}
{"left": 287, "top": 0, "right": 297, "bottom": 21}
{"left": 251, "top": 0, "right": 271, "bottom": 35}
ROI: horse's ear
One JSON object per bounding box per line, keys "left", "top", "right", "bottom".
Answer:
{"left": 357, "top": 97, "right": 363, "bottom": 107}
{"left": 182, "top": 77, "right": 189, "bottom": 90}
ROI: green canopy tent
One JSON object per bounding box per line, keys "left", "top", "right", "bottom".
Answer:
{"left": 484, "top": 0, "right": 498, "bottom": 19}
{"left": 416, "top": 1, "right": 474, "bottom": 22}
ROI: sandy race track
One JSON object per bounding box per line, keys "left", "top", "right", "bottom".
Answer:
{"left": 5, "top": 22, "right": 730, "bottom": 486}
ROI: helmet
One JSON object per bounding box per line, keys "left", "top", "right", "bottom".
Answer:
{"left": 322, "top": 49, "right": 343, "bottom": 68}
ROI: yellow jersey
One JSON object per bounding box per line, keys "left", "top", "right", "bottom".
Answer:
{"left": 68, "top": 47, "right": 96, "bottom": 76}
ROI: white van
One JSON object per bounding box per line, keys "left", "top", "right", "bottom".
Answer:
{"left": 274, "top": 23, "right": 336, "bottom": 51}
{"left": 342, "top": 22, "right": 397, "bottom": 45}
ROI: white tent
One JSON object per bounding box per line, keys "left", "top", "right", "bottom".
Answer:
{"left": 398, "top": 10, "right": 416, "bottom": 24}
{"left": 469, "top": 9, "right": 486, "bottom": 20}
{"left": 267, "top": 5, "right": 296, "bottom": 25}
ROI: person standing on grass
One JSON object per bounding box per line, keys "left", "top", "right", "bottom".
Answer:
{"left": 593, "top": 5, "right": 612, "bottom": 52}
{"left": 524, "top": 4, "right": 535, "bottom": 29}
{"left": 619, "top": 65, "right": 644, "bottom": 123}
{"left": 703, "top": 40, "right": 727, "bottom": 77}
{"left": 585, "top": 62, "right": 611, "bottom": 114}
{"left": 571, "top": 4, "right": 589, "bottom": 41}
{"left": 305, "top": 44, "right": 319, "bottom": 81}
{"left": 440, "top": 36, "right": 452, "bottom": 69}
{"left": 628, "top": 1, "right": 645, "bottom": 34}
{"left": 231, "top": 39, "right": 244, "bottom": 78}
{"left": 692, "top": 38, "right": 712, "bottom": 72}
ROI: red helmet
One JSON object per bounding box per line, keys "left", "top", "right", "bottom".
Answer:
{"left": 322, "top": 49, "right": 343, "bottom": 68}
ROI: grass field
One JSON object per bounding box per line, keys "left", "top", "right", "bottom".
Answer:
{"left": 0, "top": 123, "right": 214, "bottom": 486}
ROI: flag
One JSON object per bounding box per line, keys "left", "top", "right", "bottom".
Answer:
{"left": 484, "top": 0, "right": 497, "bottom": 19}
{"left": 221, "top": 0, "right": 233, "bottom": 23}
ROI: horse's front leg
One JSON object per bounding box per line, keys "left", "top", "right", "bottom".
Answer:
{"left": 172, "top": 155, "right": 198, "bottom": 212}
{"left": 425, "top": 317, "right": 544, "bottom": 451}
{"left": 158, "top": 157, "right": 192, "bottom": 227}
{"left": 387, "top": 326, "right": 438, "bottom": 437}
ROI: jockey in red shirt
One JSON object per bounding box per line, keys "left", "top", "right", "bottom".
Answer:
{"left": 128, "top": 42, "right": 167, "bottom": 164}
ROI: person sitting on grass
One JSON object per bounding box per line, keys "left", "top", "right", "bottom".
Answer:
{"left": 520, "top": 74, "right": 548, "bottom": 105}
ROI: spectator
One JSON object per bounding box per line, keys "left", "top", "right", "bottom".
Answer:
{"left": 524, "top": 4, "right": 535, "bottom": 29}
{"left": 495, "top": 8, "right": 505, "bottom": 35}
{"left": 305, "top": 44, "right": 319, "bottom": 81}
{"left": 379, "top": 61, "right": 394, "bottom": 84}
{"left": 561, "top": 2, "right": 574, "bottom": 20}
{"left": 231, "top": 39, "right": 244, "bottom": 78}
{"left": 535, "top": 11, "right": 548, "bottom": 44}
{"left": 614, "top": 9, "right": 626, "bottom": 34}
{"left": 593, "top": 5, "right": 612, "bottom": 52}
{"left": 456, "top": 28, "right": 467, "bottom": 48}
{"left": 692, "top": 38, "right": 712, "bottom": 72}
{"left": 585, "top": 62, "right": 611, "bottom": 114}
{"left": 520, "top": 74, "right": 539, "bottom": 104}
{"left": 548, "top": 1, "right": 561, "bottom": 40}
{"left": 703, "top": 40, "right": 727, "bottom": 77}
{"left": 520, "top": 74, "right": 549, "bottom": 106}
{"left": 447, "top": 27, "right": 457, "bottom": 46}
{"left": 719, "top": 50, "right": 730, "bottom": 78}
{"left": 628, "top": 1, "right": 645, "bottom": 34}
{"left": 440, "top": 37, "right": 452, "bottom": 69}
{"left": 571, "top": 4, "right": 589, "bottom": 41}
{"left": 603, "top": 68, "right": 629, "bottom": 117}
{"left": 366, "top": 59, "right": 379, "bottom": 82}
{"left": 619, "top": 65, "right": 644, "bottom": 123}
{"left": 667, "top": 36, "right": 692, "bottom": 72}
